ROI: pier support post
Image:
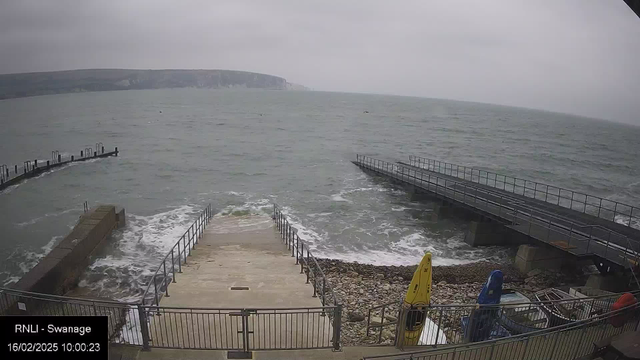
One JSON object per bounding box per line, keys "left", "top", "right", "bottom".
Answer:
{"left": 515, "top": 244, "right": 565, "bottom": 273}
{"left": 464, "top": 221, "right": 507, "bottom": 246}
{"left": 585, "top": 274, "right": 628, "bottom": 292}
{"left": 431, "top": 203, "right": 455, "bottom": 221}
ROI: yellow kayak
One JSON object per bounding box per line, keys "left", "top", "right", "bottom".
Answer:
{"left": 402, "top": 252, "right": 432, "bottom": 346}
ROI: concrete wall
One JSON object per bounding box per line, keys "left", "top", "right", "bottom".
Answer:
{"left": 515, "top": 244, "right": 568, "bottom": 273}
{"left": 11, "top": 205, "right": 122, "bottom": 295}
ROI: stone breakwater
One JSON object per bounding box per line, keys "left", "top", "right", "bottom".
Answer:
{"left": 316, "top": 259, "right": 588, "bottom": 346}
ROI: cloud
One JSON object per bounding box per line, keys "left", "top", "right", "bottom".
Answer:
{"left": 0, "top": 0, "right": 639, "bottom": 124}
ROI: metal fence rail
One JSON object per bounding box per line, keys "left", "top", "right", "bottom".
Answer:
{"left": 363, "top": 301, "right": 640, "bottom": 360}
{"left": 0, "top": 287, "right": 143, "bottom": 346}
{"left": 367, "top": 291, "right": 639, "bottom": 348}
{"left": 272, "top": 204, "right": 339, "bottom": 309}
{"left": 142, "top": 305, "right": 341, "bottom": 351}
{"left": 141, "top": 204, "right": 213, "bottom": 306}
{"left": 408, "top": 155, "right": 640, "bottom": 230}
{"left": 0, "top": 144, "right": 118, "bottom": 190}
{"left": 355, "top": 155, "right": 640, "bottom": 270}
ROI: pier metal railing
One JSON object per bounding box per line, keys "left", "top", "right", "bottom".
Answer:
{"left": 0, "top": 144, "right": 118, "bottom": 190}
{"left": 141, "top": 204, "right": 213, "bottom": 307}
{"left": 272, "top": 204, "right": 339, "bottom": 310}
{"left": 363, "top": 300, "right": 640, "bottom": 360}
{"left": 408, "top": 155, "right": 640, "bottom": 230}
{"left": 367, "top": 290, "right": 639, "bottom": 348}
{"left": 355, "top": 155, "right": 640, "bottom": 270}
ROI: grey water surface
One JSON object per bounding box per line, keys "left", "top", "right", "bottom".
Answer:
{"left": 1, "top": 89, "right": 638, "bottom": 300}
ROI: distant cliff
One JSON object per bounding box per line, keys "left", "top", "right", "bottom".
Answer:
{"left": 0, "top": 69, "right": 307, "bottom": 100}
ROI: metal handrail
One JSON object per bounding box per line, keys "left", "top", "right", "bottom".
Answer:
{"left": 272, "top": 204, "right": 339, "bottom": 307}
{"left": 0, "top": 286, "right": 136, "bottom": 306}
{"left": 0, "top": 164, "right": 7, "bottom": 182}
{"left": 365, "top": 290, "right": 640, "bottom": 344}
{"left": 140, "top": 204, "right": 213, "bottom": 306}
{"left": 364, "top": 301, "right": 640, "bottom": 359}
{"left": 408, "top": 155, "right": 639, "bottom": 229}
{"left": 355, "top": 155, "right": 639, "bottom": 268}
{"left": 0, "top": 144, "right": 118, "bottom": 189}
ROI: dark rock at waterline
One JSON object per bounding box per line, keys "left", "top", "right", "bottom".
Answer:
{"left": 347, "top": 311, "right": 365, "bottom": 322}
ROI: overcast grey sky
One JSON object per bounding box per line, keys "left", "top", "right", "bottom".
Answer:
{"left": 1, "top": 1, "right": 639, "bottom": 124}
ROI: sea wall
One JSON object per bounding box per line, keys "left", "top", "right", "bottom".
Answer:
{"left": 11, "top": 205, "right": 124, "bottom": 295}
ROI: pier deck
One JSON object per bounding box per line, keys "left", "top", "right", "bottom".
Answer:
{"left": 354, "top": 155, "right": 640, "bottom": 271}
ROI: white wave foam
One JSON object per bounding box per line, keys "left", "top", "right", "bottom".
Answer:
{"left": 16, "top": 208, "right": 77, "bottom": 227}
{"left": 307, "top": 212, "right": 333, "bottom": 218}
{"left": 330, "top": 192, "right": 352, "bottom": 203}
{"left": 41, "top": 235, "right": 63, "bottom": 255}
{"left": 2, "top": 275, "right": 21, "bottom": 286}
{"left": 4, "top": 235, "right": 64, "bottom": 283}
{"left": 317, "top": 248, "right": 476, "bottom": 266}
{"left": 330, "top": 186, "right": 389, "bottom": 203}
{"left": 76, "top": 204, "right": 201, "bottom": 300}
{"left": 614, "top": 214, "right": 640, "bottom": 230}
{"left": 276, "top": 207, "right": 327, "bottom": 248}
{"left": 391, "top": 206, "right": 411, "bottom": 212}
{"left": 215, "top": 198, "right": 272, "bottom": 216}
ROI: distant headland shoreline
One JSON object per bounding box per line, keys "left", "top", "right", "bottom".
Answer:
{"left": 0, "top": 68, "right": 309, "bottom": 100}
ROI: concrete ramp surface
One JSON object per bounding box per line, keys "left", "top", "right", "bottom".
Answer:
{"left": 147, "top": 215, "right": 334, "bottom": 350}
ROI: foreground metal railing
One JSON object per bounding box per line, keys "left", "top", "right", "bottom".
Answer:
{"left": 0, "top": 286, "right": 342, "bottom": 351}
{"left": 367, "top": 290, "right": 640, "bottom": 348}
{"left": 272, "top": 204, "right": 339, "bottom": 309}
{"left": 142, "top": 305, "right": 341, "bottom": 351}
{"left": 141, "top": 204, "right": 213, "bottom": 306}
{"left": 0, "top": 287, "right": 144, "bottom": 345}
{"left": 355, "top": 155, "right": 640, "bottom": 270}
{"left": 408, "top": 155, "right": 640, "bottom": 230}
{"left": 364, "top": 301, "right": 640, "bottom": 360}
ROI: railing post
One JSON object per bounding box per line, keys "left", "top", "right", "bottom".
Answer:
{"left": 333, "top": 305, "right": 342, "bottom": 351}
{"left": 177, "top": 244, "right": 182, "bottom": 273}
{"left": 300, "top": 241, "right": 304, "bottom": 273}
{"left": 570, "top": 191, "right": 574, "bottom": 210}
{"left": 183, "top": 235, "right": 187, "bottom": 264}
{"left": 322, "top": 277, "right": 327, "bottom": 306}
{"left": 291, "top": 229, "right": 295, "bottom": 257}
{"left": 306, "top": 248, "right": 310, "bottom": 283}
{"left": 163, "top": 262, "right": 170, "bottom": 297}
{"left": 153, "top": 276, "right": 159, "bottom": 306}
{"left": 171, "top": 250, "right": 176, "bottom": 282}
{"left": 312, "top": 275, "right": 318, "bottom": 297}
{"left": 188, "top": 228, "right": 192, "bottom": 256}
{"left": 295, "top": 235, "right": 299, "bottom": 264}
{"left": 137, "top": 305, "right": 151, "bottom": 351}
